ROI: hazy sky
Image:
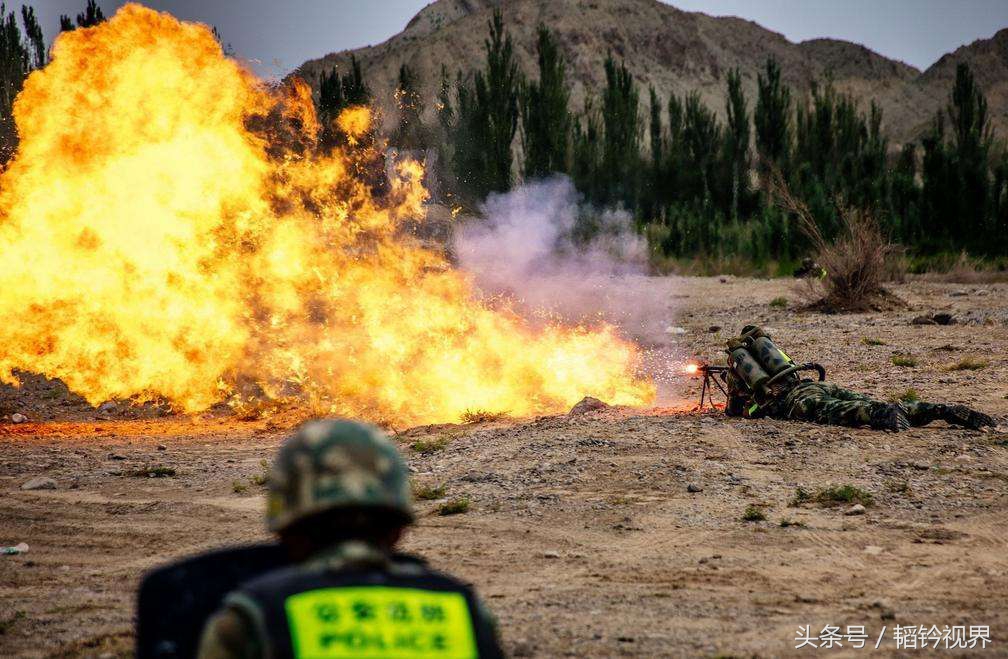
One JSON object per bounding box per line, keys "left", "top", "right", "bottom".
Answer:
{"left": 32, "top": 0, "right": 1008, "bottom": 78}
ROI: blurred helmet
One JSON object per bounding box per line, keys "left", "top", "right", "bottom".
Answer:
{"left": 266, "top": 418, "right": 414, "bottom": 533}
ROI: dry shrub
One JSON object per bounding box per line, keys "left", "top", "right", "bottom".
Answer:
{"left": 770, "top": 175, "right": 901, "bottom": 313}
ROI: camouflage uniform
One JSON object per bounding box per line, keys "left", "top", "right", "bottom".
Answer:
{"left": 725, "top": 327, "right": 995, "bottom": 431}
{"left": 197, "top": 419, "right": 502, "bottom": 659}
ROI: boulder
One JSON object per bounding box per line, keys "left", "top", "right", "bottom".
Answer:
{"left": 569, "top": 396, "right": 609, "bottom": 415}
{"left": 22, "top": 476, "right": 57, "bottom": 490}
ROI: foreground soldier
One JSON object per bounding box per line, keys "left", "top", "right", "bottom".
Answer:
{"left": 198, "top": 419, "right": 502, "bottom": 658}
{"left": 723, "top": 326, "right": 996, "bottom": 431}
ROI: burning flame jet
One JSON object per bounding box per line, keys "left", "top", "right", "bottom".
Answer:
{"left": 0, "top": 4, "right": 654, "bottom": 425}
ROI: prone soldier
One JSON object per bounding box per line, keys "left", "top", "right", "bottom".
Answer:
{"left": 721, "top": 325, "right": 995, "bottom": 431}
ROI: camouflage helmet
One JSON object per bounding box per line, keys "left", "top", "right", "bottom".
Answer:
{"left": 266, "top": 418, "right": 414, "bottom": 533}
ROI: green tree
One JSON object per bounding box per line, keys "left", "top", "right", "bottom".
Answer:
{"left": 948, "top": 62, "right": 992, "bottom": 246}
{"left": 318, "top": 54, "right": 370, "bottom": 121}
{"left": 520, "top": 23, "right": 570, "bottom": 179}
{"left": 682, "top": 92, "right": 720, "bottom": 206}
{"left": 723, "top": 68, "right": 750, "bottom": 221}
{"left": 475, "top": 8, "right": 519, "bottom": 193}
{"left": 393, "top": 63, "right": 426, "bottom": 150}
{"left": 572, "top": 98, "right": 602, "bottom": 204}
{"left": 641, "top": 86, "right": 664, "bottom": 221}
{"left": 443, "top": 9, "right": 519, "bottom": 201}
{"left": 600, "top": 53, "right": 639, "bottom": 209}
{"left": 754, "top": 57, "right": 791, "bottom": 171}
{"left": 59, "top": 0, "right": 105, "bottom": 31}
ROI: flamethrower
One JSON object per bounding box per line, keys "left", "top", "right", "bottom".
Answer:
{"left": 683, "top": 362, "right": 730, "bottom": 410}
{"left": 684, "top": 360, "right": 827, "bottom": 412}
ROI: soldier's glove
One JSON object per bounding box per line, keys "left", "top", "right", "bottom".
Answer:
{"left": 942, "top": 405, "right": 996, "bottom": 430}
{"left": 870, "top": 403, "right": 910, "bottom": 432}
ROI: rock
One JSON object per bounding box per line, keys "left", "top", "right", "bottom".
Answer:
{"left": 845, "top": 504, "right": 866, "bottom": 516}
{"left": 664, "top": 326, "right": 687, "bottom": 335}
{"left": 686, "top": 483, "right": 703, "bottom": 493}
{"left": 912, "top": 315, "right": 937, "bottom": 325}
{"left": 98, "top": 401, "right": 116, "bottom": 413}
{"left": 11, "top": 413, "right": 27, "bottom": 424}
{"left": 949, "top": 290, "right": 968, "bottom": 297}
{"left": 864, "top": 545, "right": 884, "bottom": 555}
{"left": 108, "top": 453, "right": 127, "bottom": 460}
{"left": 542, "top": 550, "right": 561, "bottom": 559}
{"left": 157, "top": 444, "right": 167, "bottom": 451}
{"left": 933, "top": 312, "right": 955, "bottom": 325}
{"left": 707, "top": 325, "right": 721, "bottom": 333}
{"left": 569, "top": 396, "right": 609, "bottom": 415}
{"left": 22, "top": 476, "right": 57, "bottom": 490}
{"left": 954, "top": 453, "right": 971, "bottom": 462}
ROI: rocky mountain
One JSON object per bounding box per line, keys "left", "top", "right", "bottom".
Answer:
{"left": 292, "top": 0, "right": 1008, "bottom": 145}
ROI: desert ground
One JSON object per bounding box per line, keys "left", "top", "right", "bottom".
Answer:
{"left": 1, "top": 275, "right": 1006, "bottom": 657}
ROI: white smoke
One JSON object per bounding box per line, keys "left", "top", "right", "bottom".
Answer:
{"left": 452, "top": 177, "right": 676, "bottom": 348}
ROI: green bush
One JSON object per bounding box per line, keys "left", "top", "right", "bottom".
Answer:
{"left": 412, "top": 482, "right": 447, "bottom": 500}
{"left": 411, "top": 435, "right": 450, "bottom": 454}
{"left": 891, "top": 354, "right": 917, "bottom": 368}
{"left": 792, "top": 484, "right": 873, "bottom": 507}
{"left": 436, "top": 497, "right": 471, "bottom": 516}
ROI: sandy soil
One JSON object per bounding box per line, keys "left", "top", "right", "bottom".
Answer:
{"left": 1, "top": 276, "right": 1007, "bottom": 657}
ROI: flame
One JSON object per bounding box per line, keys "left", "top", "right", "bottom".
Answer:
{"left": 336, "top": 106, "right": 371, "bottom": 145}
{"left": 0, "top": 4, "right": 654, "bottom": 425}
{"left": 683, "top": 363, "right": 700, "bottom": 376}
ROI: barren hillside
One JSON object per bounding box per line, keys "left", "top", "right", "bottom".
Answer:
{"left": 292, "top": 0, "right": 1008, "bottom": 145}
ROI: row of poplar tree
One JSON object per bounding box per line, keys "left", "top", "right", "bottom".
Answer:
{"left": 319, "top": 10, "right": 1008, "bottom": 263}
{"left": 3, "top": 4, "right": 1001, "bottom": 263}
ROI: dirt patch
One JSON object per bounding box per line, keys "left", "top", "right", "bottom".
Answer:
{"left": 1, "top": 276, "right": 1007, "bottom": 657}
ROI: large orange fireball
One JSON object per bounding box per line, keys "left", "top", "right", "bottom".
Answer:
{"left": 0, "top": 4, "right": 653, "bottom": 424}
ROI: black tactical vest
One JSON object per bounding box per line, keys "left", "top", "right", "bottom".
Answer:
{"left": 232, "top": 557, "right": 503, "bottom": 659}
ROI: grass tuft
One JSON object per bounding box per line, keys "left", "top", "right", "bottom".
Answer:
{"left": 250, "top": 459, "right": 270, "bottom": 486}
{"left": 792, "top": 484, "right": 873, "bottom": 507}
{"left": 436, "top": 497, "right": 470, "bottom": 516}
{"left": 891, "top": 354, "right": 918, "bottom": 368}
{"left": 779, "top": 518, "right": 807, "bottom": 528}
{"left": 742, "top": 505, "right": 767, "bottom": 522}
{"left": 460, "top": 409, "right": 509, "bottom": 424}
{"left": 128, "top": 464, "right": 176, "bottom": 478}
{"left": 410, "top": 435, "right": 451, "bottom": 455}
{"left": 945, "top": 356, "right": 988, "bottom": 371}
{"left": 769, "top": 296, "right": 789, "bottom": 308}
{"left": 861, "top": 337, "right": 886, "bottom": 346}
{"left": 232, "top": 480, "right": 248, "bottom": 494}
{"left": 412, "top": 482, "right": 447, "bottom": 501}
{"left": 889, "top": 388, "right": 920, "bottom": 404}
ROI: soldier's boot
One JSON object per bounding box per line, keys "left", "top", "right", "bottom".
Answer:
{"left": 939, "top": 404, "right": 996, "bottom": 430}
{"left": 869, "top": 403, "right": 910, "bottom": 432}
